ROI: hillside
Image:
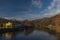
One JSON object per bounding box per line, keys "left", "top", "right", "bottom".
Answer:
{"left": 54, "top": 13, "right": 60, "bottom": 33}
{"left": 29, "top": 13, "right": 60, "bottom": 33}
{"left": 31, "top": 16, "right": 54, "bottom": 29}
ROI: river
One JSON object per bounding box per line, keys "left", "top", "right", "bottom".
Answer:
{"left": 0, "top": 28, "right": 57, "bottom": 40}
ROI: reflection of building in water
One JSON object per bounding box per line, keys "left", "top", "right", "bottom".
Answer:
{"left": 3, "top": 32, "right": 12, "bottom": 39}
{"left": 56, "top": 33, "right": 60, "bottom": 40}
{"left": 2, "top": 32, "right": 17, "bottom": 39}
{"left": 24, "top": 27, "right": 34, "bottom": 35}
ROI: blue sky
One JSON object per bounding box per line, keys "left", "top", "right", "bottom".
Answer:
{"left": 0, "top": 0, "right": 60, "bottom": 20}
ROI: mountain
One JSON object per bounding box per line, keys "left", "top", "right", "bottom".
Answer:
{"left": 0, "top": 17, "right": 21, "bottom": 24}
{"left": 0, "top": 18, "right": 9, "bottom": 23}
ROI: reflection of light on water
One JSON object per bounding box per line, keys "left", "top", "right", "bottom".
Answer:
{"left": 56, "top": 33, "right": 60, "bottom": 40}
{"left": 3, "top": 32, "right": 12, "bottom": 39}
{"left": 15, "top": 30, "right": 57, "bottom": 40}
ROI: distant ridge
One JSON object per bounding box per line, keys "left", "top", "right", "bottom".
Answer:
{"left": 0, "top": 17, "right": 21, "bottom": 23}
{"left": 30, "top": 12, "right": 60, "bottom": 29}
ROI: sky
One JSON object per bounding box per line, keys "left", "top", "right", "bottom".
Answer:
{"left": 0, "top": 0, "right": 60, "bottom": 20}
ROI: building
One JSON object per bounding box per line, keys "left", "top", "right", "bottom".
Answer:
{"left": 0, "top": 22, "right": 12, "bottom": 29}
{"left": 5, "top": 22, "right": 12, "bottom": 28}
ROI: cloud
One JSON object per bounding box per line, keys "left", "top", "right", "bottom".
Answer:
{"left": 32, "top": 0, "right": 42, "bottom": 8}
{"left": 11, "top": 0, "right": 60, "bottom": 20}
{"left": 43, "top": 10, "right": 57, "bottom": 17}
{"left": 3, "top": 9, "right": 33, "bottom": 20}
{"left": 42, "top": 0, "right": 60, "bottom": 17}
{"left": 2, "top": 0, "right": 60, "bottom": 20}
{"left": 48, "top": 0, "right": 55, "bottom": 10}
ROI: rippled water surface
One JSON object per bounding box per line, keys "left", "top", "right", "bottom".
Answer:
{"left": 0, "top": 30, "right": 57, "bottom": 40}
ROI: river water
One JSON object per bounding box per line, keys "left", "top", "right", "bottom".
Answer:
{"left": 0, "top": 29, "right": 57, "bottom": 40}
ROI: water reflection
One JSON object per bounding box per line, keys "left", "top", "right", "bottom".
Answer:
{"left": 15, "top": 30, "right": 56, "bottom": 40}
{"left": 3, "top": 32, "right": 12, "bottom": 39}
{"left": 0, "top": 28, "right": 57, "bottom": 40}
{"left": 56, "top": 33, "right": 60, "bottom": 40}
